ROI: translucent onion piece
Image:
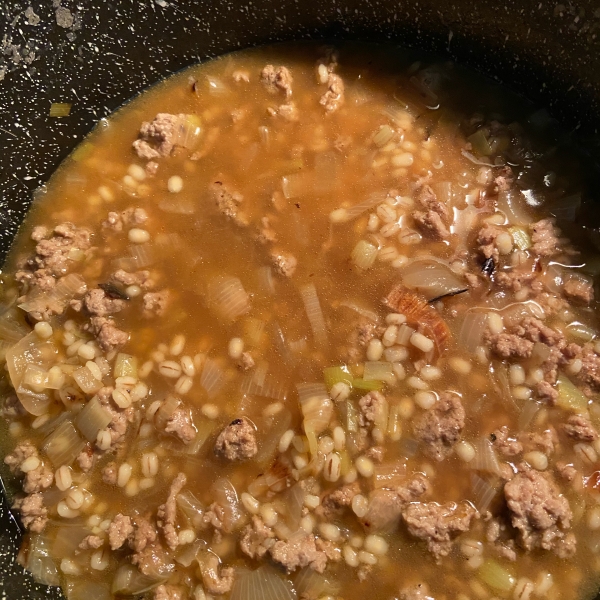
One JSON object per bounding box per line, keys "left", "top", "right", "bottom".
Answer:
{"left": 255, "top": 409, "right": 292, "bottom": 466}
{"left": 461, "top": 149, "right": 492, "bottom": 166}
{"left": 172, "top": 114, "right": 203, "bottom": 150}
{"left": 248, "top": 456, "right": 293, "bottom": 497}
{"left": 158, "top": 198, "right": 196, "bottom": 214}
{"left": 282, "top": 172, "right": 314, "bottom": 199}
{"left": 297, "top": 383, "right": 333, "bottom": 435}
{"left": 432, "top": 181, "right": 452, "bottom": 206}
{"left": 467, "top": 130, "right": 493, "bottom": 156}
{"left": 211, "top": 478, "right": 243, "bottom": 532}
{"left": 0, "top": 309, "right": 30, "bottom": 343}
{"left": 206, "top": 76, "right": 229, "bottom": 96}
{"left": 338, "top": 301, "right": 380, "bottom": 323}
{"left": 43, "top": 420, "right": 86, "bottom": 466}
{"left": 5, "top": 332, "right": 57, "bottom": 415}
{"left": 373, "top": 460, "right": 407, "bottom": 489}
{"left": 401, "top": 259, "right": 466, "bottom": 301}
{"left": 329, "top": 192, "right": 387, "bottom": 223}
{"left": 73, "top": 366, "right": 103, "bottom": 394}
{"left": 283, "top": 483, "right": 305, "bottom": 531}
{"left": 111, "top": 563, "right": 166, "bottom": 595}
{"left": 518, "top": 399, "right": 540, "bottom": 431}
{"left": 295, "top": 566, "right": 339, "bottom": 600}
{"left": 257, "top": 266, "right": 276, "bottom": 295}
{"left": 458, "top": 311, "right": 488, "bottom": 353}
{"left": 566, "top": 321, "right": 597, "bottom": 343}
{"left": 75, "top": 396, "right": 112, "bottom": 442}
{"left": 240, "top": 374, "right": 288, "bottom": 401}
{"left": 471, "top": 438, "right": 503, "bottom": 476}
{"left": 155, "top": 394, "right": 180, "bottom": 429}
{"left": 497, "top": 190, "right": 532, "bottom": 226}
{"left": 300, "top": 283, "right": 328, "bottom": 347}
{"left": 206, "top": 276, "right": 251, "bottom": 322}
{"left": 175, "top": 538, "right": 206, "bottom": 567}
{"left": 470, "top": 473, "right": 501, "bottom": 513}
{"left": 52, "top": 526, "right": 90, "bottom": 557}
{"left": 185, "top": 419, "right": 216, "bottom": 456}
{"left": 500, "top": 301, "right": 543, "bottom": 328}
{"left": 200, "top": 358, "right": 225, "bottom": 398}
{"left": 176, "top": 490, "right": 205, "bottom": 530}
{"left": 363, "top": 361, "right": 395, "bottom": 385}
{"left": 351, "top": 240, "right": 378, "bottom": 270}
{"left": 230, "top": 565, "right": 296, "bottom": 600}
{"left": 68, "top": 581, "right": 112, "bottom": 600}
{"left": 26, "top": 534, "right": 60, "bottom": 586}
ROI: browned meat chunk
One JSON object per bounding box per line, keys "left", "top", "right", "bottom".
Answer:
{"left": 269, "top": 534, "right": 329, "bottom": 573}
{"left": 412, "top": 392, "right": 465, "bottom": 461}
{"left": 320, "top": 73, "right": 345, "bottom": 113}
{"left": 1, "top": 394, "right": 25, "bottom": 420}
{"left": 492, "top": 426, "right": 523, "bottom": 457}
{"left": 260, "top": 65, "right": 293, "bottom": 97}
{"left": 237, "top": 351, "right": 255, "bottom": 372}
{"left": 343, "top": 315, "right": 385, "bottom": 363}
{"left": 17, "top": 222, "right": 92, "bottom": 280}
{"left": 416, "top": 185, "right": 450, "bottom": 221}
{"left": 157, "top": 473, "right": 187, "bottom": 550}
{"left": 96, "top": 386, "right": 134, "bottom": 449}
{"left": 561, "top": 414, "right": 598, "bottom": 441}
{"left": 103, "top": 207, "right": 149, "bottom": 232}
{"left": 519, "top": 428, "right": 557, "bottom": 455}
{"left": 89, "top": 316, "right": 129, "bottom": 352}
{"left": 12, "top": 493, "right": 48, "bottom": 532}
{"left": 402, "top": 501, "right": 478, "bottom": 560}
{"left": 316, "top": 482, "right": 361, "bottom": 520}
{"left": 4, "top": 441, "right": 53, "bottom": 494}
{"left": 493, "top": 165, "right": 514, "bottom": 193}
{"left": 133, "top": 113, "right": 184, "bottom": 160}
{"left": 495, "top": 269, "right": 537, "bottom": 292}
{"left": 83, "top": 288, "right": 126, "bottom": 317}
{"left": 129, "top": 517, "right": 158, "bottom": 553}
{"left": 102, "top": 461, "right": 118, "bottom": 485}
{"left": 536, "top": 380, "right": 559, "bottom": 404}
{"left": 515, "top": 317, "right": 565, "bottom": 347}
{"left": 504, "top": 470, "right": 574, "bottom": 556}
{"left": 131, "top": 541, "right": 173, "bottom": 578}
{"left": 578, "top": 346, "right": 600, "bottom": 393}
{"left": 412, "top": 210, "right": 450, "bottom": 240}
{"left": 563, "top": 275, "right": 594, "bottom": 305}
{"left": 239, "top": 515, "right": 275, "bottom": 559}
{"left": 79, "top": 535, "right": 104, "bottom": 550}
{"left": 270, "top": 249, "right": 297, "bottom": 277}
{"left": 112, "top": 269, "right": 152, "bottom": 288}
{"left": 77, "top": 444, "right": 95, "bottom": 472}
{"left": 214, "top": 417, "right": 258, "bottom": 461}
{"left": 399, "top": 583, "right": 434, "bottom": 600}
{"left": 153, "top": 585, "right": 183, "bottom": 600}
{"left": 555, "top": 461, "right": 578, "bottom": 483}
{"left": 530, "top": 219, "right": 561, "bottom": 257}
{"left": 358, "top": 391, "right": 387, "bottom": 427}
{"left": 143, "top": 290, "right": 170, "bottom": 317}
{"left": 165, "top": 407, "right": 196, "bottom": 444}
{"left": 361, "top": 474, "right": 430, "bottom": 532}
{"left": 486, "top": 332, "right": 533, "bottom": 359}
{"left": 268, "top": 102, "right": 299, "bottom": 122}
{"left": 199, "top": 552, "right": 235, "bottom": 595}
{"left": 477, "top": 224, "right": 504, "bottom": 262}
{"left": 108, "top": 513, "right": 134, "bottom": 550}
{"left": 210, "top": 180, "right": 247, "bottom": 226}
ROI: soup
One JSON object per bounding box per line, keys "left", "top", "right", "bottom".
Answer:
{"left": 1, "top": 42, "right": 600, "bottom": 600}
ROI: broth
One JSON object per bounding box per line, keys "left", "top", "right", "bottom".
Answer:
{"left": 1, "top": 42, "right": 600, "bottom": 600}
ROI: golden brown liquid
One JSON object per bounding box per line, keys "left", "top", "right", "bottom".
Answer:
{"left": 1, "top": 42, "right": 600, "bottom": 600}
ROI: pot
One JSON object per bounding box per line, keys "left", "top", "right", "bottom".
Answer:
{"left": 1, "top": 0, "right": 600, "bottom": 597}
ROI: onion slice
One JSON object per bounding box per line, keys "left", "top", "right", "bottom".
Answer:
{"left": 400, "top": 259, "right": 467, "bottom": 302}
{"left": 300, "top": 283, "right": 328, "bottom": 347}
{"left": 230, "top": 565, "right": 296, "bottom": 600}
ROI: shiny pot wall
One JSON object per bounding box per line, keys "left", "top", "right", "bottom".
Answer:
{"left": 1, "top": 0, "right": 600, "bottom": 597}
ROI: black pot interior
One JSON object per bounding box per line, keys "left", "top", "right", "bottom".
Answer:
{"left": 2, "top": 0, "right": 600, "bottom": 597}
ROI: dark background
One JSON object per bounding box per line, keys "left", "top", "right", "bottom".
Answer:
{"left": 1, "top": 0, "right": 600, "bottom": 597}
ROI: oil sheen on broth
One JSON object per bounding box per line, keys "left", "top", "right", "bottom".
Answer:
{"left": 1, "top": 42, "right": 600, "bottom": 600}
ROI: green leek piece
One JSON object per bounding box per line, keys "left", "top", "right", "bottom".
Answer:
{"left": 509, "top": 226, "right": 531, "bottom": 251}
{"left": 352, "top": 378, "right": 384, "bottom": 392}
{"left": 323, "top": 365, "right": 353, "bottom": 390}
{"left": 468, "top": 129, "right": 493, "bottom": 156}
{"left": 479, "top": 559, "right": 515, "bottom": 592}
